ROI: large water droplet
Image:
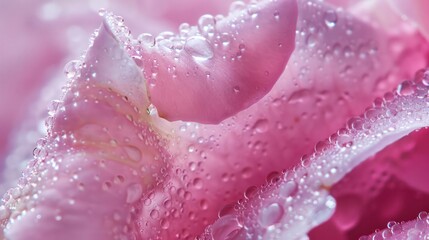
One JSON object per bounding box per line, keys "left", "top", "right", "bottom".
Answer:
{"left": 229, "top": 1, "right": 246, "bottom": 13}
{"left": 124, "top": 145, "right": 141, "bottom": 162}
{"left": 126, "top": 183, "right": 143, "bottom": 203}
{"left": 259, "top": 202, "right": 284, "bottom": 228}
{"left": 324, "top": 10, "right": 337, "bottom": 28}
{"left": 198, "top": 14, "right": 216, "bottom": 36}
{"left": 138, "top": 33, "right": 155, "bottom": 47}
{"left": 184, "top": 36, "right": 214, "bottom": 61}
{"left": 64, "top": 60, "right": 81, "bottom": 79}
{"left": 253, "top": 119, "right": 269, "bottom": 133}
{"left": 279, "top": 180, "right": 298, "bottom": 199}
{"left": 396, "top": 80, "right": 415, "bottom": 96}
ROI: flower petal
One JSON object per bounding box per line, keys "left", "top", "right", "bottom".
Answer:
{"left": 138, "top": 0, "right": 298, "bottom": 123}
{"left": 199, "top": 70, "right": 429, "bottom": 239}
{"left": 362, "top": 211, "right": 429, "bottom": 240}
{"left": 1, "top": 21, "right": 168, "bottom": 240}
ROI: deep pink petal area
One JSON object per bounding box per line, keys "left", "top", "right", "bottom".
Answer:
{"left": 310, "top": 128, "right": 429, "bottom": 239}
{"left": 138, "top": 0, "right": 298, "bottom": 124}
{"left": 199, "top": 71, "right": 429, "bottom": 239}
{"left": 1, "top": 22, "right": 169, "bottom": 240}
{"left": 362, "top": 212, "right": 429, "bottom": 240}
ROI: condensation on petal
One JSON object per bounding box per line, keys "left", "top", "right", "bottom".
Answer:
{"left": 200, "top": 69, "right": 429, "bottom": 239}
{"left": 1, "top": 22, "right": 169, "bottom": 240}
{"left": 363, "top": 211, "right": 429, "bottom": 240}
{"left": 137, "top": 0, "right": 298, "bottom": 124}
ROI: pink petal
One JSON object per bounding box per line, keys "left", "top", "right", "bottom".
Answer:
{"left": 2, "top": 20, "right": 168, "bottom": 240}
{"left": 138, "top": 0, "right": 297, "bottom": 123}
{"left": 135, "top": 0, "right": 429, "bottom": 238}
{"left": 199, "top": 70, "right": 429, "bottom": 239}
{"left": 362, "top": 211, "right": 429, "bottom": 240}
{"left": 390, "top": 0, "right": 429, "bottom": 40}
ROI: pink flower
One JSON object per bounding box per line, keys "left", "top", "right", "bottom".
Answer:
{"left": 1, "top": 0, "right": 429, "bottom": 239}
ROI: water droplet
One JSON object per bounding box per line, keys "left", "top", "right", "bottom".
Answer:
{"left": 124, "top": 145, "right": 141, "bottom": 162}
{"left": 64, "top": 60, "right": 80, "bottom": 79}
{"left": 198, "top": 14, "right": 216, "bottom": 36}
{"left": 279, "top": 180, "right": 298, "bottom": 198}
{"left": 219, "top": 32, "right": 232, "bottom": 47}
{"left": 324, "top": 10, "right": 337, "bottom": 28}
{"left": 418, "top": 211, "right": 428, "bottom": 220}
{"left": 241, "top": 167, "right": 252, "bottom": 179}
{"left": 273, "top": 11, "right": 280, "bottom": 21}
{"left": 161, "top": 218, "right": 170, "bottom": 229}
{"left": 253, "top": 119, "right": 269, "bottom": 133}
{"left": 233, "top": 86, "right": 240, "bottom": 93}
{"left": 126, "top": 183, "right": 143, "bottom": 204}
{"left": 396, "top": 80, "right": 415, "bottom": 96}
{"left": 200, "top": 199, "right": 209, "bottom": 210}
{"left": 55, "top": 215, "right": 62, "bottom": 221}
{"left": 305, "top": 34, "right": 316, "bottom": 48}
{"left": 288, "top": 89, "right": 312, "bottom": 104}
{"left": 247, "top": 4, "right": 259, "bottom": 19}
{"left": 98, "top": 8, "right": 107, "bottom": 16}
{"left": 113, "top": 175, "right": 125, "bottom": 184}
{"left": 229, "top": 1, "right": 246, "bottom": 13}
{"left": 138, "top": 33, "right": 155, "bottom": 47}
{"left": 312, "top": 195, "right": 336, "bottom": 226}
{"left": 102, "top": 181, "right": 112, "bottom": 191}
{"left": 193, "top": 178, "right": 203, "bottom": 189}
{"left": 184, "top": 36, "right": 214, "bottom": 60}
{"left": 244, "top": 186, "right": 257, "bottom": 199}
{"left": 150, "top": 209, "right": 159, "bottom": 219}
{"left": 259, "top": 203, "right": 284, "bottom": 228}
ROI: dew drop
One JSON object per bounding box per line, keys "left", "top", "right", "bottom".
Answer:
{"left": 161, "top": 218, "right": 170, "bottom": 229}
{"left": 233, "top": 86, "right": 240, "bottom": 93}
{"left": 150, "top": 209, "right": 159, "bottom": 219}
{"left": 396, "top": 80, "right": 415, "bottom": 96}
{"left": 305, "top": 34, "right": 316, "bottom": 48}
{"left": 64, "top": 60, "right": 80, "bottom": 79}
{"left": 324, "top": 10, "right": 337, "bottom": 28}
{"left": 113, "top": 175, "right": 125, "bottom": 184}
{"left": 138, "top": 33, "right": 155, "bottom": 47}
{"left": 273, "top": 11, "right": 280, "bottom": 21}
{"left": 200, "top": 199, "right": 209, "bottom": 210}
{"left": 193, "top": 178, "right": 203, "bottom": 189}
{"left": 279, "top": 180, "right": 298, "bottom": 198}
{"left": 244, "top": 186, "right": 257, "bottom": 199}
{"left": 98, "top": 8, "right": 106, "bottom": 16}
{"left": 124, "top": 145, "right": 141, "bottom": 162}
{"left": 253, "top": 119, "right": 269, "bottom": 133}
{"left": 241, "top": 167, "right": 252, "bottom": 179}
{"left": 259, "top": 202, "right": 284, "bottom": 228}
{"left": 229, "top": 1, "right": 246, "bottom": 13}
{"left": 184, "top": 36, "right": 214, "bottom": 60}
{"left": 198, "top": 14, "right": 216, "bottom": 35}
{"left": 126, "top": 183, "right": 143, "bottom": 204}
{"left": 102, "top": 181, "right": 112, "bottom": 191}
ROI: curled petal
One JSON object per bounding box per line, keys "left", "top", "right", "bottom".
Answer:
{"left": 1, "top": 21, "right": 169, "bottom": 240}
{"left": 139, "top": 0, "right": 298, "bottom": 123}
{"left": 200, "top": 70, "right": 429, "bottom": 239}
{"left": 362, "top": 211, "right": 429, "bottom": 240}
